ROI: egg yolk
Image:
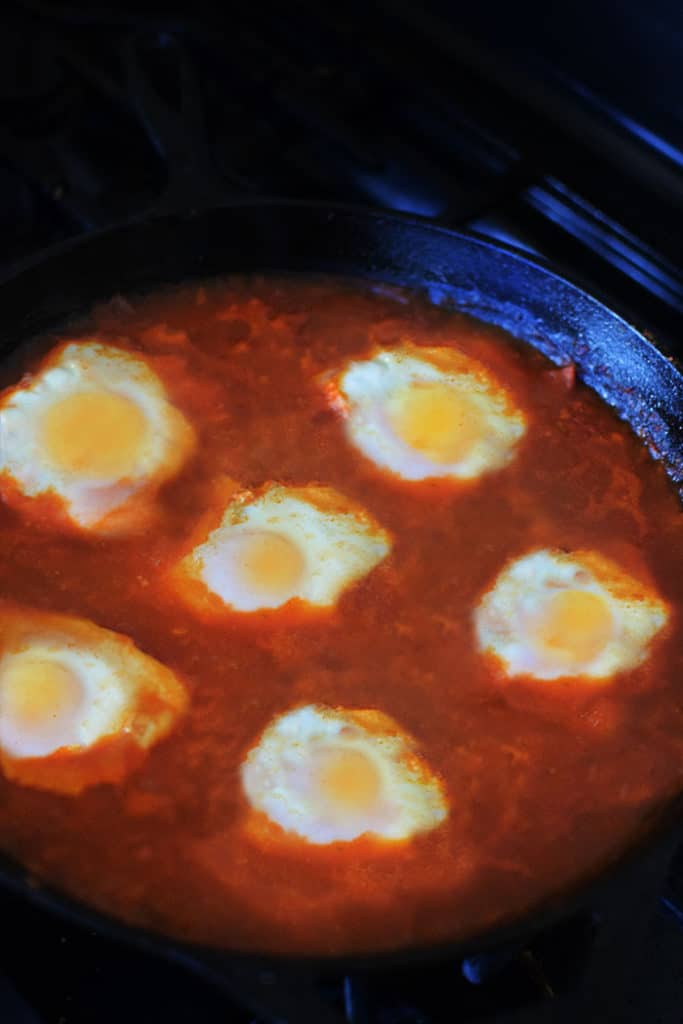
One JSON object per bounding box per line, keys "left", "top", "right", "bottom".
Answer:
{"left": 236, "top": 531, "right": 305, "bottom": 598}
{"left": 387, "top": 383, "right": 483, "bottom": 464}
{"left": 318, "top": 747, "right": 382, "bottom": 811}
{"left": 0, "top": 657, "right": 84, "bottom": 737}
{"left": 42, "top": 391, "right": 148, "bottom": 479}
{"left": 532, "top": 589, "right": 614, "bottom": 664}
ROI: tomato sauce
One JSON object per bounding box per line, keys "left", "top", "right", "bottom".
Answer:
{"left": 1, "top": 275, "right": 682, "bottom": 956}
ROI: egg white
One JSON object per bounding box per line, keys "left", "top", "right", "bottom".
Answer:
{"left": 0, "top": 606, "right": 188, "bottom": 793}
{"left": 0, "top": 341, "right": 195, "bottom": 530}
{"left": 474, "top": 549, "right": 669, "bottom": 681}
{"left": 326, "top": 344, "right": 526, "bottom": 482}
{"left": 241, "top": 704, "right": 449, "bottom": 844}
{"left": 175, "top": 483, "right": 392, "bottom": 613}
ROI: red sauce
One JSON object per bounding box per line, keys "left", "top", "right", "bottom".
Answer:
{"left": 1, "top": 275, "right": 682, "bottom": 956}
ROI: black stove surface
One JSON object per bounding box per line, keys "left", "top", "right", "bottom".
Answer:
{"left": 4, "top": 871, "right": 683, "bottom": 1024}
{"left": 0, "top": 3, "right": 682, "bottom": 1021}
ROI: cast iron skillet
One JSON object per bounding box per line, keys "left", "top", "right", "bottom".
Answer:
{"left": 0, "top": 35, "right": 683, "bottom": 1022}
{"left": 2, "top": 199, "right": 683, "bottom": 1012}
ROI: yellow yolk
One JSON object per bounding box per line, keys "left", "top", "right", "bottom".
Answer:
{"left": 319, "top": 747, "right": 382, "bottom": 811}
{"left": 1, "top": 657, "right": 83, "bottom": 736}
{"left": 532, "top": 589, "right": 614, "bottom": 664}
{"left": 236, "top": 531, "right": 305, "bottom": 597}
{"left": 387, "top": 383, "right": 483, "bottom": 464}
{"left": 42, "top": 391, "right": 148, "bottom": 479}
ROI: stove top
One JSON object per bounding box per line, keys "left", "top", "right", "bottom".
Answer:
{"left": 0, "top": 2, "right": 682, "bottom": 1021}
{"left": 4, "top": 867, "right": 683, "bottom": 1024}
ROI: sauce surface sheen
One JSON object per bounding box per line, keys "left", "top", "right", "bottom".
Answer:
{"left": 1, "top": 275, "right": 682, "bottom": 955}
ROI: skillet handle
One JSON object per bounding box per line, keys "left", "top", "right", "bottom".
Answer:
{"left": 121, "top": 31, "right": 246, "bottom": 216}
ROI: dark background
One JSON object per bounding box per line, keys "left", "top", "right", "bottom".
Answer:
{"left": 0, "top": 2, "right": 682, "bottom": 1022}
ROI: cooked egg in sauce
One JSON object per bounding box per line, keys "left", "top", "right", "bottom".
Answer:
{"left": 326, "top": 343, "right": 526, "bottom": 483}
{"left": 0, "top": 341, "right": 196, "bottom": 531}
{"left": 0, "top": 606, "right": 188, "bottom": 794}
{"left": 174, "top": 483, "right": 392, "bottom": 613}
{"left": 474, "top": 549, "right": 669, "bottom": 682}
{"left": 241, "top": 704, "right": 449, "bottom": 844}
